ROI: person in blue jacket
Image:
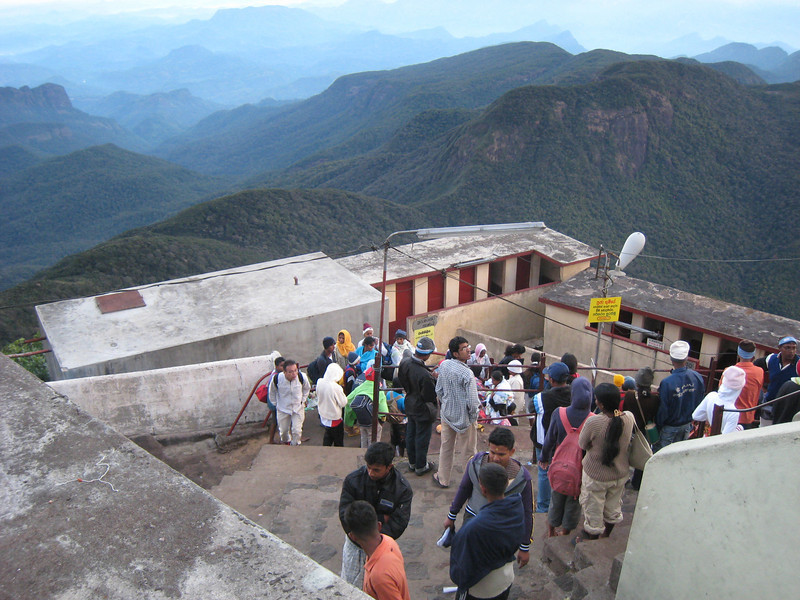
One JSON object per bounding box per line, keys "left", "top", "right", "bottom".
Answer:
{"left": 449, "top": 462, "right": 526, "bottom": 600}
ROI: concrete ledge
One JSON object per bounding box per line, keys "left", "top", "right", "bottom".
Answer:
{"left": 0, "top": 355, "right": 367, "bottom": 600}
{"left": 47, "top": 353, "right": 280, "bottom": 436}
{"left": 617, "top": 425, "right": 800, "bottom": 600}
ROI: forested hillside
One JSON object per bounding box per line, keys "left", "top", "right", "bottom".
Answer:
{"left": 0, "top": 188, "right": 428, "bottom": 342}
{"left": 0, "top": 144, "right": 230, "bottom": 289}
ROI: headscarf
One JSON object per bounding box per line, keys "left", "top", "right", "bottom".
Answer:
{"left": 336, "top": 329, "right": 356, "bottom": 356}
{"left": 565, "top": 376, "right": 592, "bottom": 426}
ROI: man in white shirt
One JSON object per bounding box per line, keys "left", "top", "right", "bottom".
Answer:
{"left": 269, "top": 359, "right": 311, "bottom": 445}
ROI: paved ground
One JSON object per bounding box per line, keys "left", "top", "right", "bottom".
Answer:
{"left": 205, "top": 412, "right": 557, "bottom": 600}
{"left": 147, "top": 410, "right": 636, "bottom": 599}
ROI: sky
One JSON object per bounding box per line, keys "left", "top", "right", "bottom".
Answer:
{"left": 0, "top": 0, "right": 797, "bottom": 53}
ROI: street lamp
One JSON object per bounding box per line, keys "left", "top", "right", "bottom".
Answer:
{"left": 591, "top": 232, "right": 646, "bottom": 384}
{"left": 370, "top": 222, "right": 547, "bottom": 440}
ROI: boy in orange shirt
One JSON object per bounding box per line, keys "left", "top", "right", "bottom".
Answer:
{"left": 344, "top": 500, "right": 411, "bottom": 600}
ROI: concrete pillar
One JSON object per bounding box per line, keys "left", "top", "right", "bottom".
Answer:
{"left": 475, "top": 263, "right": 489, "bottom": 301}
{"left": 444, "top": 271, "right": 459, "bottom": 308}
{"left": 700, "top": 335, "right": 721, "bottom": 368}
{"left": 502, "top": 259, "right": 517, "bottom": 294}
{"left": 529, "top": 254, "right": 541, "bottom": 287}
{"left": 663, "top": 322, "right": 682, "bottom": 348}
{"left": 413, "top": 277, "right": 428, "bottom": 315}
{"left": 630, "top": 313, "right": 646, "bottom": 343}
{"left": 386, "top": 283, "right": 396, "bottom": 322}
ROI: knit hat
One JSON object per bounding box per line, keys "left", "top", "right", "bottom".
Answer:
{"left": 415, "top": 336, "right": 435, "bottom": 355}
{"left": 622, "top": 376, "right": 636, "bottom": 391}
{"left": 779, "top": 336, "right": 797, "bottom": 347}
{"left": 613, "top": 373, "right": 625, "bottom": 388}
{"left": 322, "top": 336, "right": 335, "bottom": 349}
{"left": 363, "top": 323, "right": 373, "bottom": 335}
{"left": 508, "top": 359, "right": 523, "bottom": 374}
{"left": 635, "top": 367, "right": 654, "bottom": 388}
{"left": 720, "top": 365, "right": 746, "bottom": 392}
{"left": 347, "top": 351, "right": 360, "bottom": 366}
{"left": 669, "top": 340, "right": 690, "bottom": 361}
{"left": 395, "top": 329, "right": 407, "bottom": 339}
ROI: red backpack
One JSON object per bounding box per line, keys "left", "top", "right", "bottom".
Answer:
{"left": 548, "top": 408, "right": 590, "bottom": 499}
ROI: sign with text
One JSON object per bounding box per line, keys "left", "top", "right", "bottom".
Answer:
{"left": 413, "top": 326, "right": 435, "bottom": 343}
{"left": 588, "top": 296, "right": 622, "bottom": 323}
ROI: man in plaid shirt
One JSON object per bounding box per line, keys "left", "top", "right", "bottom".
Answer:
{"left": 432, "top": 336, "right": 480, "bottom": 488}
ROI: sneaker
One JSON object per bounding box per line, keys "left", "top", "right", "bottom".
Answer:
{"left": 415, "top": 461, "right": 434, "bottom": 476}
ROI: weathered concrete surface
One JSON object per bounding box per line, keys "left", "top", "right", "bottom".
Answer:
{"left": 210, "top": 424, "right": 557, "bottom": 600}
{"left": 336, "top": 228, "right": 598, "bottom": 284}
{"left": 37, "top": 253, "right": 382, "bottom": 380}
{"left": 47, "top": 353, "right": 280, "bottom": 436}
{"left": 617, "top": 424, "right": 800, "bottom": 600}
{"left": 540, "top": 268, "right": 800, "bottom": 350}
{"left": 0, "top": 355, "right": 367, "bottom": 600}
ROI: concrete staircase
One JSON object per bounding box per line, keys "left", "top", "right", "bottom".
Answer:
{"left": 537, "top": 489, "right": 637, "bottom": 599}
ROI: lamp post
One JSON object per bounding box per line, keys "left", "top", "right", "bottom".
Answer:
{"left": 370, "top": 222, "right": 546, "bottom": 441}
{"left": 591, "top": 232, "right": 646, "bottom": 384}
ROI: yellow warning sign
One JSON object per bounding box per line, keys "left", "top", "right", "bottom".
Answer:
{"left": 414, "top": 326, "right": 435, "bottom": 343}
{"left": 588, "top": 297, "right": 622, "bottom": 323}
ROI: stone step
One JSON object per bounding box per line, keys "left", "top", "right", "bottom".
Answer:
{"left": 571, "top": 564, "right": 614, "bottom": 600}
{"left": 609, "top": 552, "right": 625, "bottom": 593}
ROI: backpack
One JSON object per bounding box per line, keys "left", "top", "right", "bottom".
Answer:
{"left": 548, "top": 408, "right": 589, "bottom": 499}
{"left": 350, "top": 393, "right": 374, "bottom": 426}
{"left": 306, "top": 358, "right": 322, "bottom": 384}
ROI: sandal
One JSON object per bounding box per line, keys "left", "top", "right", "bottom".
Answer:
{"left": 431, "top": 473, "right": 449, "bottom": 488}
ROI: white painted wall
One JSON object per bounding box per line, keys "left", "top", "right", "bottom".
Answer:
{"left": 48, "top": 353, "right": 280, "bottom": 436}
{"left": 618, "top": 423, "right": 800, "bottom": 600}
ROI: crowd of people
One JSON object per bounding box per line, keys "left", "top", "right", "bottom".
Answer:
{"left": 258, "top": 326, "right": 800, "bottom": 600}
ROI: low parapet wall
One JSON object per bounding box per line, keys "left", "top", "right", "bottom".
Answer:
{"left": 48, "top": 352, "right": 280, "bottom": 436}
{"left": 617, "top": 424, "right": 800, "bottom": 599}
{"left": 0, "top": 354, "right": 366, "bottom": 600}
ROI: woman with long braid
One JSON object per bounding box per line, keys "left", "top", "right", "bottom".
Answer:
{"left": 576, "top": 382, "right": 635, "bottom": 542}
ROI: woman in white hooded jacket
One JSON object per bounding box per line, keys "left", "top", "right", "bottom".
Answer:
{"left": 317, "top": 363, "right": 349, "bottom": 446}
{"left": 692, "top": 365, "right": 746, "bottom": 435}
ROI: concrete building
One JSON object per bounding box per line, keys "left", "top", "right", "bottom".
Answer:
{"left": 37, "top": 253, "right": 382, "bottom": 380}
{"left": 539, "top": 269, "right": 800, "bottom": 383}
{"left": 336, "top": 227, "right": 598, "bottom": 351}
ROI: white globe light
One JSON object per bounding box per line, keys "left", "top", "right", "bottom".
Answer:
{"left": 617, "top": 232, "right": 646, "bottom": 271}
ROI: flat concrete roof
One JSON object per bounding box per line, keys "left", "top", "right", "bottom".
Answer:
{"left": 336, "top": 227, "right": 598, "bottom": 284}
{"left": 37, "top": 253, "right": 381, "bottom": 371}
{"left": 0, "top": 355, "right": 366, "bottom": 600}
{"left": 540, "top": 268, "right": 800, "bottom": 349}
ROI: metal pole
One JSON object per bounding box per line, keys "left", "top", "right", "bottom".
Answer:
{"left": 592, "top": 247, "right": 608, "bottom": 386}
{"left": 372, "top": 241, "right": 390, "bottom": 442}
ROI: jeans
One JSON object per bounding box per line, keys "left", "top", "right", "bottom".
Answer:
{"left": 654, "top": 422, "right": 691, "bottom": 451}
{"left": 535, "top": 447, "right": 551, "bottom": 513}
{"left": 406, "top": 418, "right": 433, "bottom": 471}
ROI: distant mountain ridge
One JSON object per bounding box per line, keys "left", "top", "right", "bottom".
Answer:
{"left": 157, "top": 43, "right": 663, "bottom": 177}
{"left": 0, "top": 83, "right": 146, "bottom": 155}
{"left": 694, "top": 42, "right": 800, "bottom": 83}
{"left": 0, "top": 144, "right": 230, "bottom": 290}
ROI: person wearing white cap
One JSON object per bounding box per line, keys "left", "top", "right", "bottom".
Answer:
{"left": 507, "top": 360, "right": 525, "bottom": 412}
{"left": 691, "top": 366, "right": 747, "bottom": 435}
{"left": 655, "top": 340, "right": 706, "bottom": 450}
{"left": 760, "top": 336, "right": 799, "bottom": 426}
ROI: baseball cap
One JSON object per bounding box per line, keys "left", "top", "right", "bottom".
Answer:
{"left": 543, "top": 361, "right": 570, "bottom": 383}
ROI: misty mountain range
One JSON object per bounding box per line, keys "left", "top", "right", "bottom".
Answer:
{"left": 0, "top": 5, "right": 798, "bottom": 343}
{"left": 1, "top": 4, "right": 797, "bottom": 109}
